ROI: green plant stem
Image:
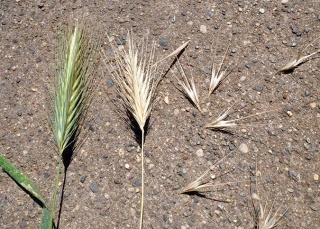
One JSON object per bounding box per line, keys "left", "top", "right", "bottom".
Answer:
{"left": 50, "top": 157, "right": 62, "bottom": 228}
{"left": 139, "top": 129, "right": 145, "bottom": 229}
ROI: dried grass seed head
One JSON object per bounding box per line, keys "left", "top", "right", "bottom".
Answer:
{"left": 278, "top": 36, "right": 320, "bottom": 73}
{"left": 112, "top": 33, "right": 160, "bottom": 131}
{"left": 175, "top": 58, "right": 202, "bottom": 112}
{"left": 208, "top": 43, "right": 232, "bottom": 96}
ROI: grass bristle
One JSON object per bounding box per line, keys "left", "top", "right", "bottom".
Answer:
{"left": 53, "top": 23, "right": 97, "bottom": 155}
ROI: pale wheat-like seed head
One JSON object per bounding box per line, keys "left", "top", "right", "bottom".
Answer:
{"left": 111, "top": 33, "right": 160, "bottom": 131}
{"left": 53, "top": 23, "right": 97, "bottom": 155}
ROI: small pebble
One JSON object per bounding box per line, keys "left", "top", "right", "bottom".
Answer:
{"left": 164, "top": 96, "right": 169, "bottom": 104}
{"left": 259, "top": 8, "right": 265, "bottom": 14}
{"left": 80, "top": 176, "right": 87, "bottom": 183}
{"left": 132, "top": 179, "right": 142, "bottom": 187}
{"left": 305, "top": 90, "right": 311, "bottom": 96}
{"left": 281, "top": 0, "right": 288, "bottom": 3}
{"left": 38, "top": 2, "right": 44, "bottom": 8}
{"left": 291, "top": 42, "right": 297, "bottom": 47}
{"left": 229, "top": 144, "right": 235, "bottom": 151}
{"left": 208, "top": 11, "right": 214, "bottom": 18}
{"left": 239, "top": 143, "right": 249, "bottom": 153}
{"left": 318, "top": 15, "right": 320, "bottom": 21}
{"left": 200, "top": 25, "right": 207, "bottom": 34}
{"left": 214, "top": 210, "right": 221, "bottom": 215}
{"left": 267, "top": 25, "right": 273, "bottom": 30}
{"left": 286, "top": 111, "right": 293, "bottom": 117}
{"left": 253, "top": 84, "right": 264, "bottom": 92}
{"left": 89, "top": 182, "right": 99, "bottom": 193}
{"left": 107, "top": 78, "right": 114, "bottom": 88}
{"left": 314, "top": 174, "right": 319, "bottom": 181}
{"left": 36, "top": 56, "right": 42, "bottom": 63}
{"left": 160, "top": 39, "right": 168, "bottom": 47}
{"left": 116, "top": 39, "right": 122, "bottom": 45}
{"left": 291, "top": 27, "right": 298, "bottom": 34}
{"left": 287, "top": 188, "right": 294, "bottom": 193}
{"left": 125, "top": 164, "right": 130, "bottom": 169}
{"left": 187, "top": 21, "right": 193, "bottom": 26}
{"left": 22, "top": 150, "right": 28, "bottom": 156}
{"left": 174, "top": 109, "right": 180, "bottom": 116}
{"left": 196, "top": 148, "right": 204, "bottom": 157}
{"left": 309, "top": 102, "right": 317, "bottom": 109}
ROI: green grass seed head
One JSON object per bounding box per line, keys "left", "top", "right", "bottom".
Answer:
{"left": 53, "top": 23, "right": 98, "bottom": 155}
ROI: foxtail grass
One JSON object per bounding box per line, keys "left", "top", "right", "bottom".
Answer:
{"left": 50, "top": 22, "right": 98, "bottom": 228}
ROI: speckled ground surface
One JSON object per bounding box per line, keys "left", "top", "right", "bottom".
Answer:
{"left": 1, "top": 1, "right": 320, "bottom": 228}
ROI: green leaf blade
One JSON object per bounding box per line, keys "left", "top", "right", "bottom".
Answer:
{"left": 41, "top": 207, "right": 52, "bottom": 229}
{"left": 0, "top": 156, "right": 47, "bottom": 208}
